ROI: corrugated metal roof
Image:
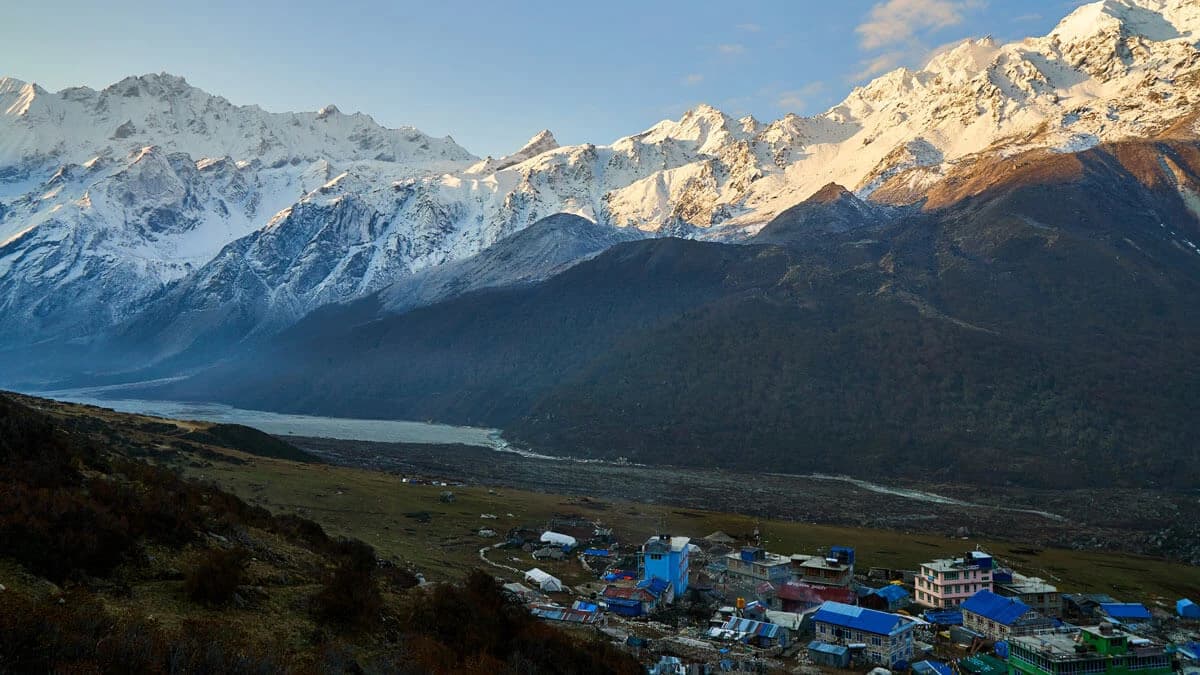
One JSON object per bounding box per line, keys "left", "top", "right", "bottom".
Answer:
{"left": 1099, "top": 602, "right": 1152, "bottom": 620}
{"left": 961, "top": 590, "right": 1031, "bottom": 625}
{"left": 812, "top": 601, "right": 910, "bottom": 636}
{"left": 529, "top": 604, "right": 599, "bottom": 624}
{"left": 721, "top": 616, "right": 782, "bottom": 639}
{"left": 603, "top": 585, "right": 654, "bottom": 602}
{"left": 808, "top": 640, "right": 849, "bottom": 656}
{"left": 923, "top": 609, "right": 964, "bottom": 625}
{"left": 637, "top": 577, "right": 671, "bottom": 597}
{"left": 872, "top": 585, "right": 910, "bottom": 602}
{"left": 766, "top": 610, "right": 805, "bottom": 631}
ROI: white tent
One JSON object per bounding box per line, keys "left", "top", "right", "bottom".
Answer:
{"left": 525, "top": 568, "right": 564, "bottom": 593}
{"left": 539, "top": 531, "right": 578, "bottom": 549}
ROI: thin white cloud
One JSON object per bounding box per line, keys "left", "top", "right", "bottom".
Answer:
{"left": 717, "top": 43, "right": 747, "bottom": 55}
{"left": 736, "top": 23, "right": 762, "bottom": 32}
{"left": 856, "top": 0, "right": 983, "bottom": 50}
{"left": 775, "top": 82, "right": 827, "bottom": 111}
{"left": 850, "top": 0, "right": 986, "bottom": 83}
{"left": 1011, "top": 13, "right": 1042, "bottom": 22}
{"left": 682, "top": 73, "right": 704, "bottom": 86}
{"left": 851, "top": 52, "right": 907, "bottom": 80}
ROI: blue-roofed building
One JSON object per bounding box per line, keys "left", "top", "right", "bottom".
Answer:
{"left": 861, "top": 584, "right": 912, "bottom": 611}
{"left": 602, "top": 577, "right": 673, "bottom": 616}
{"left": 638, "top": 576, "right": 674, "bottom": 603}
{"left": 812, "top": 601, "right": 916, "bottom": 667}
{"left": 1063, "top": 593, "right": 1117, "bottom": 620}
{"left": 642, "top": 535, "right": 690, "bottom": 599}
{"left": 1178, "top": 598, "right": 1200, "bottom": 619}
{"left": 1098, "top": 602, "right": 1153, "bottom": 625}
{"left": 961, "top": 590, "right": 1054, "bottom": 640}
{"left": 923, "top": 608, "right": 964, "bottom": 626}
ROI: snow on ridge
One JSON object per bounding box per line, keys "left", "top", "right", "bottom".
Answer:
{"left": 0, "top": 71, "right": 477, "bottom": 170}
{"left": 1, "top": 0, "right": 1199, "bottom": 348}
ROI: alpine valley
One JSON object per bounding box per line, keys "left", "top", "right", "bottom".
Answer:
{"left": 3, "top": 0, "right": 1200, "bottom": 487}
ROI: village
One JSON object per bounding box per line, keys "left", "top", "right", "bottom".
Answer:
{"left": 475, "top": 514, "right": 1200, "bottom": 675}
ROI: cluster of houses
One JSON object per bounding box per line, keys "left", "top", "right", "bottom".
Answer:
{"left": 500, "top": 522, "right": 1200, "bottom": 674}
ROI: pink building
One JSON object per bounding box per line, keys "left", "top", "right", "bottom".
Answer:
{"left": 914, "top": 551, "right": 994, "bottom": 609}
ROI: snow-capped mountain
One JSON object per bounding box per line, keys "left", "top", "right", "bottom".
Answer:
{"left": 1, "top": 0, "right": 1199, "bottom": 365}
{"left": 0, "top": 73, "right": 474, "bottom": 344}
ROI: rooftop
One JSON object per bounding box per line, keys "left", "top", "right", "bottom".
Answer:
{"left": 602, "top": 585, "right": 655, "bottom": 602}
{"left": 961, "top": 590, "right": 1032, "bottom": 625}
{"left": 800, "top": 556, "right": 853, "bottom": 571}
{"left": 1099, "top": 603, "right": 1152, "bottom": 620}
{"left": 998, "top": 573, "right": 1058, "bottom": 595}
{"left": 808, "top": 640, "right": 850, "bottom": 656}
{"left": 726, "top": 550, "right": 792, "bottom": 566}
{"left": 812, "top": 601, "right": 913, "bottom": 636}
{"left": 1011, "top": 627, "right": 1162, "bottom": 661}
{"left": 644, "top": 535, "right": 690, "bottom": 553}
{"left": 778, "top": 581, "right": 857, "bottom": 605}
{"left": 869, "top": 585, "right": 911, "bottom": 602}
{"left": 1011, "top": 630, "right": 1084, "bottom": 658}
{"left": 924, "top": 557, "right": 988, "bottom": 572}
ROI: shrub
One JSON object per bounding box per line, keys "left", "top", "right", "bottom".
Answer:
{"left": 184, "top": 548, "right": 249, "bottom": 606}
{"left": 311, "top": 540, "right": 382, "bottom": 629}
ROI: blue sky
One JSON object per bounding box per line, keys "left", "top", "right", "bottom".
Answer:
{"left": 2, "top": 0, "right": 1087, "bottom": 157}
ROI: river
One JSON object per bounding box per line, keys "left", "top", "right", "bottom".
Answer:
{"left": 27, "top": 386, "right": 506, "bottom": 449}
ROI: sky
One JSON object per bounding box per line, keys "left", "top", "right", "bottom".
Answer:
{"left": 1, "top": 0, "right": 1089, "bottom": 157}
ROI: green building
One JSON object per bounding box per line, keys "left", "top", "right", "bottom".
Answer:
{"left": 1008, "top": 625, "right": 1172, "bottom": 675}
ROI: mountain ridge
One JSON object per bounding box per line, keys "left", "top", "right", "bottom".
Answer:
{"left": 142, "top": 138, "right": 1200, "bottom": 489}
{"left": 1, "top": 0, "right": 1199, "bottom": 380}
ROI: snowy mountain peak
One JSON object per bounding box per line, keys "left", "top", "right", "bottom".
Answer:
{"left": 0, "top": 72, "right": 476, "bottom": 170}
{"left": 0, "top": 76, "right": 29, "bottom": 95}
{"left": 523, "top": 129, "right": 558, "bottom": 153}
{"left": 923, "top": 37, "right": 1001, "bottom": 83}
{"left": 3, "top": 0, "right": 1200, "bottom": 357}
{"left": 1051, "top": 0, "right": 1200, "bottom": 44}
{"left": 464, "top": 129, "right": 559, "bottom": 174}
{"left": 104, "top": 72, "right": 195, "bottom": 97}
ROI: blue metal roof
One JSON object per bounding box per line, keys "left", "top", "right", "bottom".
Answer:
{"left": 1099, "top": 603, "right": 1152, "bottom": 620}
{"left": 812, "top": 601, "right": 910, "bottom": 636}
{"left": 961, "top": 590, "right": 1031, "bottom": 625}
{"left": 872, "top": 585, "right": 910, "bottom": 602}
{"left": 924, "top": 609, "right": 964, "bottom": 625}
{"left": 808, "top": 640, "right": 850, "bottom": 656}
{"left": 637, "top": 577, "right": 671, "bottom": 597}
